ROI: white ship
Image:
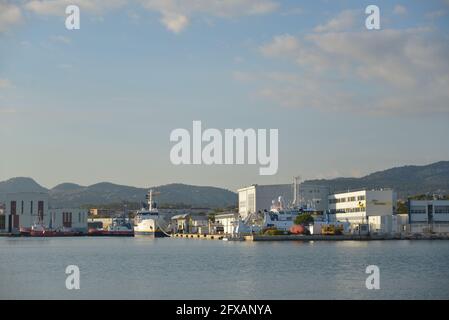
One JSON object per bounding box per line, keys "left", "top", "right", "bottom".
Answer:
{"left": 134, "top": 189, "right": 168, "bottom": 237}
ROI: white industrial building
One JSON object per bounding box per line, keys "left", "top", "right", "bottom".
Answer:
{"left": 328, "top": 189, "right": 397, "bottom": 234}
{"left": 48, "top": 208, "right": 88, "bottom": 232}
{"left": 171, "top": 213, "right": 209, "bottom": 234}
{"left": 408, "top": 199, "right": 449, "bottom": 234}
{"left": 0, "top": 192, "right": 49, "bottom": 233}
{"left": 238, "top": 183, "right": 329, "bottom": 219}
{"left": 0, "top": 192, "right": 87, "bottom": 234}
{"left": 213, "top": 212, "right": 238, "bottom": 235}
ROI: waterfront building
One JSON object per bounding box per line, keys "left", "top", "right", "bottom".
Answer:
{"left": 0, "top": 192, "right": 88, "bottom": 233}
{"left": 89, "top": 208, "right": 108, "bottom": 216}
{"left": 328, "top": 189, "right": 397, "bottom": 234}
{"left": 48, "top": 208, "right": 88, "bottom": 233}
{"left": 0, "top": 192, "right": 49, "bottom": 233}
{"left": 212, "top": 212, "right": 238, "bottom": 235}
{"left": 408, "top": 199, "right": 449, "bottom": 234}
{"left": 171, "top": 213, "right": 209, "bottom": 234}
{"left": 238, "top": 183, "right": 329, "bottom": 219}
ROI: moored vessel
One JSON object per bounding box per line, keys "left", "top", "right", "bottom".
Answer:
{"left": 134, "top": 189, "right": 169, "bottom": 237}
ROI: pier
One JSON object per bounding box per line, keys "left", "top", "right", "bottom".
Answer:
{"left": 172, "top": 233, "right": 225, "bottom": 240}
{"left": 170, "top": 233, "right": 449, "bottom": 241}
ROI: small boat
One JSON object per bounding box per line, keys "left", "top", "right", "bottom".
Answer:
{"left": 88, "top": 205, "right": 134, "bottom": 237}
{"left": 19, "top": 226, "right": 31, "bottom": 236}
{"left": 29, "top": 223, "right": 56, "bottom": 237}
{"left": 104, "top": 216, "right": 134, "bottom": 236}
{"left": 21, "top": 219, "right": 83, "bottom": 237}
{"left": 54, "top": 227, "right": 83, "bottom": 237}
{"left": 88, "top": 228, "right": 105, "bottom": 236}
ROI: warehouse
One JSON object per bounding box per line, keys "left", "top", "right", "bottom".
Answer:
{"left": 0, "top": 192, "right": 49, "bottom": 233}
{"left": 0, "top": 192, "right": 87, "bottom": 234}
{"left": 48, "top": 208, "right": 88, "bottom": 233}
{"left": 408, "top": 199, "right": 449, "bottom": 234}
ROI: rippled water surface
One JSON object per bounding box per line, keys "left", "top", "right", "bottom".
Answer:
{"left": 1, "top": 237, "right": 448, "bottom": 299}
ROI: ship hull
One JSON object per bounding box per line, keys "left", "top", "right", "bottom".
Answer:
{"left": 87, "top": 229, "right": 134, "bottom": 237}
{"left": 134, "top": 230, "right": 168, "bottom": 237}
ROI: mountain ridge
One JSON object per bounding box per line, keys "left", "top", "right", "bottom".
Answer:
{"left": 1, "top": 161, "right": 448, "bottom": 207}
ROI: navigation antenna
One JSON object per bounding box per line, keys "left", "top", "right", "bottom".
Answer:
{"left": 293, "top": 176, "right": 301, "bottom": 207}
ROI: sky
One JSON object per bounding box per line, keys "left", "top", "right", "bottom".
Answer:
{"left": 0, "top": 0, "right": 449, "bottom": 191}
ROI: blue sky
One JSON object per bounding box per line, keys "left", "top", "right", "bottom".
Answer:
{"left": 1, "top": 0, "right": 449, "bottom": 191}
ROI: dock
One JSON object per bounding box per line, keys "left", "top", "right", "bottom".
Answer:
{"left": 172, "top": 233, "right": 225, "bottom": 240}
{"left": 244, "top": 234, "right": 449, "bottom": 241}
{"left": 170, "top": 233, "right": 449, "bottom": 241}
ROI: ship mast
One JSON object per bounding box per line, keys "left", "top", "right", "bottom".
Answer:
{"left": 147, "top": 189, "right": 153, "bottom": 211}
{"left": 293, "top": 176, "right": 301, "bottom": 207}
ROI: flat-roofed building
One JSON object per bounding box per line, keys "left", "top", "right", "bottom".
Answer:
{"left": 48, "top": 208, "right": 88, "bottom": 233}
{"left": 238, "top": 183, "right": 329, "bottom": 219}
{"left": 0, "top": 192, "right": 49, "bottom": 233}
{"left": 328, "top": 189, "right": 396, "bottom": 234}
{"left": 408, "top": 199, "right": 449, "bottom": 234}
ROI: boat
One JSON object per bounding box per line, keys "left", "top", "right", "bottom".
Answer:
{"left": 104, "top": 216, "right": 134, "bottom": 236}
{"left": 20, "top": 215, "right": 83, "bottom": 237}
{"left": 54, "top": 227, "right": 83, "bottom": 237}
{"left": 134, "top": 189, "right": 169, "bottom": 237}
{"left": 29, "top": 223, "right": 56, "bottom": 237}
{"left": 19, "top": 226, "right": 31, "bottom": 236}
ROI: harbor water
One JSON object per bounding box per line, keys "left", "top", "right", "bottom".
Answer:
{"left": 1, "top": 237, "right": 449, "bottom": 299}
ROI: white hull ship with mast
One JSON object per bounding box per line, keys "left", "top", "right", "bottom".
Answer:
{"left": 134, "top": 189, "right": 168, "bottom": 237}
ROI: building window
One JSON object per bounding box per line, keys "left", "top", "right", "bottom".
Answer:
{"left": 0, "top": 216, "right": 5, "bottom": 230}
{"left": 10, "top": 201, "right": 16, "bottom": 215}
{"left": 21, "top": 201, "right": 24, "bottom": 214}
{"left": 435, "top": 206, "right": 449, "bottom": 214}
{"left": 410, "top": 206, "right": 426, "bottom": 214}
{"left": 30, "top": 201, "right": 33, "bottom": 214}
{"left": 248, "top": 194, "right": 255, "bottom": 213}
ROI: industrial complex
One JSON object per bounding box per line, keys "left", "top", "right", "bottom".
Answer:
{"left": 1, "top": 180, "right": 449, "bottom": 238}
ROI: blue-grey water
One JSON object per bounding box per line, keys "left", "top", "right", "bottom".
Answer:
{"left": 1, "top": 237, "right": 449, "bottom": 299}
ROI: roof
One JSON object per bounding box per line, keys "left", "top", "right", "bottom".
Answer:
{"left": 171, "top": 213, "right": 209, "bottom": 220}
{"left": 171, "top": 214, "right": 190, "bottom": 220}
{"left": 214, "top": 212, "right": 237, "bottom": 218}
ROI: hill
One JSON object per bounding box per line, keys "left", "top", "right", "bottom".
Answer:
{"left": 0, "top": 178, "right": 237, "bottom": 208}
{"left": 303, "top": 161, "right": 449, "bottom": 199}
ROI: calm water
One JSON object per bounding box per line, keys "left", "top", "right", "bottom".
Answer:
{"left": 1, "top": 237, "right": 449, "bottom": 299}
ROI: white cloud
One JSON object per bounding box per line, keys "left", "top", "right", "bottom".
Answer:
{"left": 0, "top": 1, "right": 23, "bottom": 32}
{"left": 7, "top": 0, "right": 277, "bottom": 33}
{"left": 139, "top": 0, "right": 278, "bottom": 33}
{"left": 314, "top": 10, "right": 358, "bottom": 33}
{"left": 242, "top": 13, "right": 449, "bottom": 116}
{"left": 160, "top": 12, "right": 189, "bottom": 33}
{"left": 393, "top": 5, "right": 407, "bottom": 15}
{"left": 259, "top": 34, "right": 300, "bottom": 57}
{"left": 24, "top": 0, "right": 127, "bottom": 16}
{"left": 50, "top": 35, "right": 71, "bottom": 44}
